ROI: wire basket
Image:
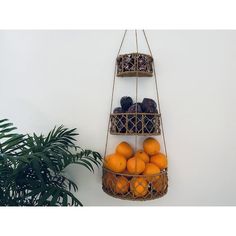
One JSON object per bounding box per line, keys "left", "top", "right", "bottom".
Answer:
{"left": 102, "top": 167, "right": 168, "bottom": 201}
{"left": 116, "top": 53, "right": 153, "bottom": 77}
{"left": 110, "top": 113, "right": 161, "bottom": 135}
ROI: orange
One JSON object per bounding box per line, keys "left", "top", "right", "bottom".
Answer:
{"left": 143, "top": 163, "right": 160, "bottom": 175}
{"left": 143, "top": 138, "right": 160, "bottom": 156}
{"left": 114, "top": 176, "right": 129, "bottom": 194}
{"left": 103, "top": 172, "right": 116, "bottom": 190}
{"left": 150, "top": 153, "right": 168, "bottom": 170}
{"left": 135, "top": 150, "right": 149, "bottom": 163}
{"left": 152, "top": 174, "right": 168, "bottom": 193}
{"left": 152, "top": 180, "right": 162, "bottom": 192}
{"left": 143, "top": 163, "right": 161, "bottom": 182}
{"left": 127, "top": 157, "right": 145, "bottom": 174}
{"left": 105, "top": 153, "right": 127, "bottom": 173}
{"left": 130, "top": 177, "right": 148, "bottom": 197}
{"left": 116, "top": 142, "right": 133, "bottom": 159}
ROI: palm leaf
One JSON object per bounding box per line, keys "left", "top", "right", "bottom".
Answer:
{"left": 0, "top": 121, "right": 101, "bottom": 206}
{"left": 0, "top": 119, "right": 26, "bottom": 155}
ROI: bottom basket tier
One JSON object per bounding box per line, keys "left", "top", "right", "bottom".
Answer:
{"left": 102, "top": 167, "right": 168, "bottom": 201}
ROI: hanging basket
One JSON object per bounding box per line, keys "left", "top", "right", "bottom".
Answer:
{"left": 116, "top": 53, "right": 153, "bottom": 77}
{"left": 102, "top": 167, "right": 168, "bottom": 201}
{"left": 102, "top": 30, "right": 169, "bottom": 202}
{"left": 110, "top": 112, "right": 161, "bottom": 135}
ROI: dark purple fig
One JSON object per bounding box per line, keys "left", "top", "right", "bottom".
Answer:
{"left": 141, "top": 98, "right": 158, "bottom": 113}
{"left": 127, "top": 102, "right": 142, "bottom": 134}
{"left": 128, "top": 114, "right": 142, "bottom": 134}
{"left": 117, "top": 120, "right": 126, "bottom": 133}
{"left": 120, "top": 96, "right": 133, "bottom": 112}
{"left": 112, "top": 108, "right": 126, "bottom": 134}
{"left": 113, "top": 107, "right": 124, "bottom": 113}
{"left": 127, "top": 103, "right": 142, "bottom": 113}
{"left": 144, "top": 116, "right": 155, "bottom": 133}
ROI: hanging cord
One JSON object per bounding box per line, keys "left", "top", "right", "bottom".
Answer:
{"left": 103, "top": 30, "right": 127, "bottom": 159}
{"left": 142, "top": 30, "right": 168, "bottom": 159}
{"left": 134, "top": 30, "right": 139, "bottom": 173}
{"left": 135, "top": 30, "right": 139, "bottom": 151}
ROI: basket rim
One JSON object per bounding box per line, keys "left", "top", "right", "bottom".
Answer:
{"left": 116, "top": 71, "right": 153, "bottom": 77}
{"left": 116, "top": 52, "right": 153, "bottom": 59}
{"left": 109, "top": 132, "right": 161, "bottom": 136}
{"left": 110, "top": 112, "right": 161, "bottom": 116}
{"left": 103, "top": 166, "right": 168, "bottom": 177}
{"left": 102, "top": 186, "right": 168, "bottom": 201}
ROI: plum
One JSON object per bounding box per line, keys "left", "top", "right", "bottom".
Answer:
{"left": 127, "top": 103, "right": 142, "bottom": 113}
{"left": 112, "top": 107, "right": 126, "bottom": 133}
{"left": 144, "top": 116, "right": 155, "bottom": 133}
{"left": 117, "top": 121, "right": 126, "bottom": 133}
{"left": 113, "top": 107, "right": 124, "bottom": 113}
{"left": 120, "top": 96, "right": 133, "bottom": 112}
{"left": 128, "top": 114, "right": 142, "bottom": 134}
{"left": 126, "top": 103, "right": 143, "bottom": 133}
{"left": 141, "top": 98, "right": 158, "bottom": 113}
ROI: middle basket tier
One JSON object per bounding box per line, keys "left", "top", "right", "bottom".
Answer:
{"left": 110, "top": 113, "right": 161, "bottom": 136}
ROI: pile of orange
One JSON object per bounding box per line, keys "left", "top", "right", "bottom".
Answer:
{"left": 103, "top": 138, "right": 168, "bottom": 197}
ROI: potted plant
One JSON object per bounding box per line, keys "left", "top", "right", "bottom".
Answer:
{"left": 0, "top": 119, "right": 102, "bottom": 206}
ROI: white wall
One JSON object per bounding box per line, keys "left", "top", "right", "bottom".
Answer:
{"left": 1, "top": 30, "right": 236, "bottom": 206}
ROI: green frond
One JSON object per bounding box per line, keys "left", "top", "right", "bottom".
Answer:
{"left": 0, "top": 120, "right": 101, "bottom": 206}
{"left": 0, "top": 119, "right": 26, "bottom": 155}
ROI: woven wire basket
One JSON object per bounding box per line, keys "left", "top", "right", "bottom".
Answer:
{"left": 102, "top": 31, "right": 169, "bottom": 202}
{"left": 110, "top": 113, "right": 161, "bottom": 135}
{"left": 116, "top": 53, "right": 153, "bottom": 77}
{"left": 102, "top": 167, "right": 168, "bottom": 201}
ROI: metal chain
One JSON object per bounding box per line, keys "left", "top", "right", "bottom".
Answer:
{"left": 142, "top": 30, "right": 168, "bottom": 158}
{"left": 103, "top": 30, "right": 127, "bottom": 159}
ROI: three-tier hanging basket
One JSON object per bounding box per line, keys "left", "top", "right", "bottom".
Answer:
{"left": 102, "top": 30, "right": 169, "bottom": 201}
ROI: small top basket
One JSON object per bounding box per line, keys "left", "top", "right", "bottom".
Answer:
{"left": 116, "top": 53, "right": 153, "bottom": 77}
